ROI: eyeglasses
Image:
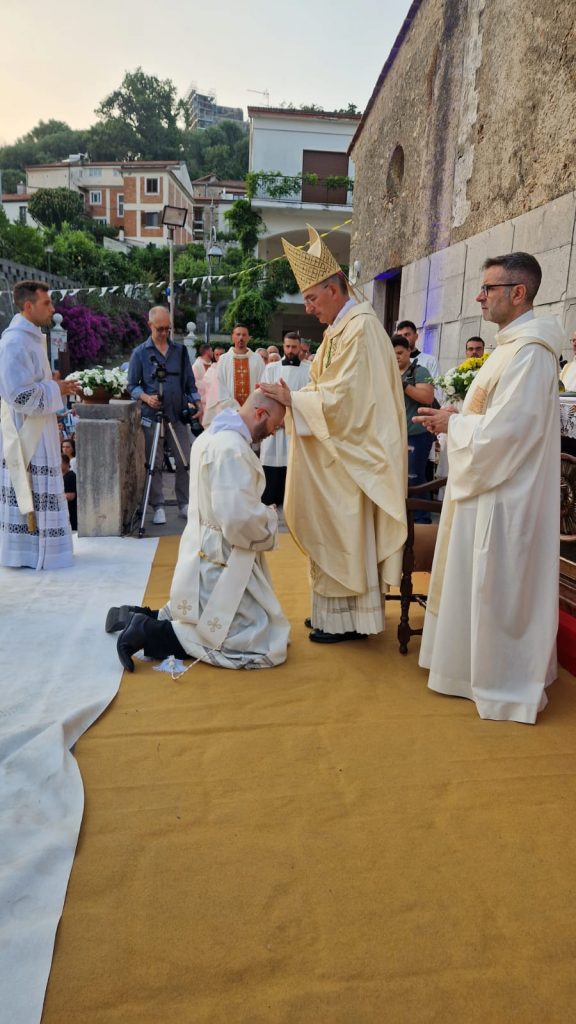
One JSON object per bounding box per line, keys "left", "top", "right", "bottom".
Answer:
{"left": 152, "top": 326, "right": 170, "bottom": 333}
{"left": 478, "top": 283, "right": 520, "bottom": 297}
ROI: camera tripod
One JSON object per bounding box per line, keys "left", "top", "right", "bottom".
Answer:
{"left": 137, "top": 366, "right": 190, "bottom": 536}
{"left": 137, "top": 408, "right": 190, "bottom": 536}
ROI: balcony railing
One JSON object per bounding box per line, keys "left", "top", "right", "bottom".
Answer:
{"left": 247, "top": 172, "right": 353, "bottom": 207}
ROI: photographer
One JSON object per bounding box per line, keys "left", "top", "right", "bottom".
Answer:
{"left": 128, "top": 306, "right": 199, "bottom": 525}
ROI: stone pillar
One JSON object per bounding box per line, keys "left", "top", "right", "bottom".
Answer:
{"left": 75, "top": 400, "right": 145, "bottom": 537}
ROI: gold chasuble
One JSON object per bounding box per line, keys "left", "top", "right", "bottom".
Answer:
{"left": 285, "top": 301, "right": 407, "bottom": 603}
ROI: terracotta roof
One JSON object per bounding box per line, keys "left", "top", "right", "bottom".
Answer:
{"left": 1, "top": 193, "right": 32, "bottom": 201}
{"left": 248, "top": 106, "right": 361, "bottom": 121}
{"left": 348, "top": 0, "right": 423, "bottom": 154}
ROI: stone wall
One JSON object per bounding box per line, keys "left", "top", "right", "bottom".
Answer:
{"left": 350, "top": 0, "right": 576, "bottom": 277}
{"left": 397, "top": 189, "right": 576, "bottom": 370}
{"left": 76, "top": 401, "right": 146, "bottom": 537}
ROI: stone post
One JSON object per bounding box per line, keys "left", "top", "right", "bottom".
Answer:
{"left": 75, "top": 400, "right": 145, "bottom": 536}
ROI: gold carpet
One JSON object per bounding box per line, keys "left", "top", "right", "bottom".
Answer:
{"left": 43, "top": 535, "right": 576, "bottom": 1024}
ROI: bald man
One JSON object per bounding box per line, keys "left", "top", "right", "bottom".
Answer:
{"left": 128, "top": 305, "right": 199, "bottom": 524}
{"left": 108, "top": 391, "right": 290, "bottom": 671}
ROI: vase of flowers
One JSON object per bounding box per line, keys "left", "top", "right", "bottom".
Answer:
{"left": 66, "top": 366, "right": 129, "bottom": 404}
{"left": 435, "top": 353, "right": 490, "bottom": 402}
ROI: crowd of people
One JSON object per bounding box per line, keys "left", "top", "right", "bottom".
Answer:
{"left": 0, "top": 231, "right": 571, "bottom": 725}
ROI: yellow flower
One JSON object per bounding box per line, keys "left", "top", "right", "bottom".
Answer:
{"left": 458, "top": 354, "right": 490, "bottom": 372}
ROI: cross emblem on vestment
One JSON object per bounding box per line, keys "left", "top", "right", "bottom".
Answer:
{"left": 207, "top": 617, "right": 223, "bottom": 633}
{"left": 177, "top": 599, "right": 193, "bottom": 616}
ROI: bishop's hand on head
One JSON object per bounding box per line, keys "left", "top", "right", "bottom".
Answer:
{"left": 258, "top": 379, "right": 292, "bottom": 407}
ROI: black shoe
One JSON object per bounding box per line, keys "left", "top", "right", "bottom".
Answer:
{"left": 105, "top": 605, "right": 155, "bottom": 633}
{"left": 117, "top": 613, "right": 150, "bottom": 673}
{"left": 304, "top": 617, "right": 312, "bottom": 629}
{"left": 308, "top": 629, "right": 368, "bottom": 645}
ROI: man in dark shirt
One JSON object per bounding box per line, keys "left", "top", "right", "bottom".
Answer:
{"left": 128, "top": 306, "right": 198, "bottom": 524}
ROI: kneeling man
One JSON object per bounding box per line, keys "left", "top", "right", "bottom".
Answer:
{"left": 107, "top": 392, "right": 290, "bottom": 671}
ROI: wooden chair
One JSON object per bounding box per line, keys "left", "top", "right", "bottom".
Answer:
{"left": 386, "top": 478, "right": 447, "bottom": 654}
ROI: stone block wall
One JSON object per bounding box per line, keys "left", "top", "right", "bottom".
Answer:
{"left": 75, "top": 401, "right": 145, "bottom": 537}
{"left": 397, "top": 190, "right": 576, "bottom": 370}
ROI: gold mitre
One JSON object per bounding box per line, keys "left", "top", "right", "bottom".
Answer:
{"left": 282, "top": 224, "right": 343, "bottom": 292}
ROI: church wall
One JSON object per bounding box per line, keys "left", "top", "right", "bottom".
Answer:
{"left": 349, "top": 0, "right": 576, "bottom": 367}
{"left": 396, "top": 189, "right": 576, "bottom": 371}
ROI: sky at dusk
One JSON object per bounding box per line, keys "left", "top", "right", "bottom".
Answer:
{"left": 0, "top": 0, "right": 409, "bottom": 144}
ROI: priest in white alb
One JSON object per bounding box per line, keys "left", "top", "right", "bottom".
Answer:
{"left": 0, "top": 281, "right": 82, "bottom": 570}
{"left": 414, "top": 252, "right": 564, "bottom": 724}
{"left": 106, "top": 391, "right": 290, "bottom": 671}
{"left": 260, "top": 331, "right": 310, "bottom": 506}
{"left": 260, "top": 225, "right": 407, "bottom": 644}
{"left": 202, "top": 323, "right": 264, "bottom": 426}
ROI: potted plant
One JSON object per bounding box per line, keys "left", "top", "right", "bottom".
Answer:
{"left": 65, "top": 366, "right": 129, "bottom": 404}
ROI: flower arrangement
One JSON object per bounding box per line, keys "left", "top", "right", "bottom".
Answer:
{"left": 435, "top": 353, "right": 491, "bottom": 400}
{"left": 66, "top": 365, "right": 128, "bottom": 398}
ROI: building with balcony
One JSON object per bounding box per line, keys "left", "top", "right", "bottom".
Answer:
{"left": 247, "top": 107, "right": 361, "bottom": 340}
{"left": 25, "top": 158, "right": 198, "bottom": 246}
{"left": 190, "top": 174, "right": 247, "bottom": 243}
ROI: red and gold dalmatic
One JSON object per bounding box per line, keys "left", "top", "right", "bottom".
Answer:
{"left": 233, "top": 354, "right": 251, "bottom": 406}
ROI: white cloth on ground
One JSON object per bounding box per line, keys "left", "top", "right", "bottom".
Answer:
{"left": 0, "top": 313, "right": 73, "bottom": 569}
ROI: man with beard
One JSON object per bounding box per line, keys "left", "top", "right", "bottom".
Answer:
{"left": 106, "top": 391, "right": 290, "bottom": 671}
{"left": 0, "top": 281, "right": 82, "bottom": 569}
{"left": 414, "top": 251, "right": 564, "bottom": 723}
{"left": 260, "top": 225, "right": 407, "bottom": 645}
{"left": 260, "top": 331, "right": 311, "bottom": 506}
{"left": 202, "top": 323, "right": 264, "bottom": 426}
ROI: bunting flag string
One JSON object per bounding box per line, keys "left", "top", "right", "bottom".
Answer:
{"left": 47, "top": 217, "right": 353, "bottom": 300}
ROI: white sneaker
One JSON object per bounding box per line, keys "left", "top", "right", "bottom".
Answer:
{"left": 178, "top": 504, "right": 189, "bottom": 519}
{"left": 152, "top": 507, "right": 166, "bottom": 525}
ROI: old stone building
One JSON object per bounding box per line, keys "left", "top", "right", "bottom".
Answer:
{"left": 349, "top": 0, "right": 576, "bottom": 367}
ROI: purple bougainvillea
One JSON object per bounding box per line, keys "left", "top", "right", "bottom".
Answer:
{"left": 56, "top": 300, "right": 113, "bottom": 368}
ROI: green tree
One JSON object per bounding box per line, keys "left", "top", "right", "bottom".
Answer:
{"left": 222, "top": 289, "right": 274, "bottom": 339}
{"left": 0, "top": 120, "right": 89, "bottom": 170}
{"left": 93, "top": 67, "right": 185, "bottom": 161}
{"left": 50, "top": 228, "right": 104, "bottom": 282}
{"left": 1, "top": 169, "right": 25, "bottom": 193}
{"left": 28, "top": 188, "right": 85, "bottom": 230}
{"left": 224, "top": 199, "right": 262, "bottom": 258}
{"left": 0, "top": 209, "right": 47, "bottom": 267}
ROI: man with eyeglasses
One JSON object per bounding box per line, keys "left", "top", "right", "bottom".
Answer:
{"left": 127, "top": 305, "right": 198, "bottom": 524}
{"left": 414, "top": 251, "right": 565, "bottom": 724}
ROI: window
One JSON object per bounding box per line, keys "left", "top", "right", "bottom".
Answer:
{"left": 144, "top": 212, "right": 159, "bottom": 227}
{"left": 145, "top": 178, "right": 159, "bottom": 195}
{"left": 117, "top": 193, "right": 124, "bottom": 217}
{"left": 89, "top": 191, "right": 102, "bottom": 205}
{"left": 88, "top": 168, "right": 102, "bottom": 177}
{"left": 301, "top": 151, "right": 349, "bottom": 204}
{"left": 386, "top": 145, "right": 405, "bottom": 200}
{"left": 93, "top": 217, "right": 108, "bottom": 225}
{"left": 19, "top": 206, "right": 27, "bottom": 225}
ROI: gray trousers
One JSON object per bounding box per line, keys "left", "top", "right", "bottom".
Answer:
{"left": 143, "top": 420, "right": 191, "bottom": 509}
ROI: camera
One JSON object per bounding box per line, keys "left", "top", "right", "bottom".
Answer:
{"left": 181, "top": 403, "right": 203, "bottom": 436}
{"left": 150, "top": 356, "right": 167, "bottom": 384}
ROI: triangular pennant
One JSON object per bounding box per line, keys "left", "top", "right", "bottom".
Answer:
{"left": 100, "top": 287, "right": 107, "bottom": 296}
